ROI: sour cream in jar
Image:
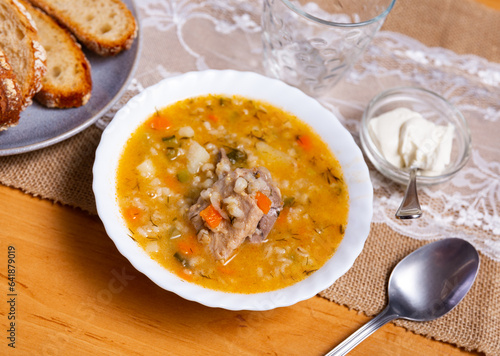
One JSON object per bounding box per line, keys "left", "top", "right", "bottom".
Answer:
{"left": 368, "top": 107, "right": 454, "bottom": 176}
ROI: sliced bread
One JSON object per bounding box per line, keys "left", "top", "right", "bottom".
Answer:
{"left": 0, "top": 46, "right": 23, "bottom": 130}
{"left": 26, "top": 0, "right": 137, "bottom": 56}
{"left": 20, "top": 0, "right": 92, "bottom": 108}
{"left": 0, "top": 0, "right": 46, "bottom": 109}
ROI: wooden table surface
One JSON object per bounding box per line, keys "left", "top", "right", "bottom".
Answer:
{"left": 1, "top": 184, "right": 481, "bottom": 355}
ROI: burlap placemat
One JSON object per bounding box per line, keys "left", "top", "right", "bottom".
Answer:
{"left": 1, "top": 0, "right": 499, "bottom": 354}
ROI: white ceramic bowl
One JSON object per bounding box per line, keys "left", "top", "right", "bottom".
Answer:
{"left": 93, "top": 70, "right": 373, "bottom": 311}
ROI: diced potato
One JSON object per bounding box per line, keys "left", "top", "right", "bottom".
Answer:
{"left": 187, "top": 141, "right": 210, "bottom": 174}
{"left": 178, "top": 126, "right": 195, "bottom": 138}
{"left": 255, "top": 141, "right": 295, "bottom": 166}
{"left": 150, "top": 178, "right": 162, "bottom": 186}
{"left": 137, "top": 158, "right": 155, "bottom": 178}
{"left": 145, "top": 241, "right": 159, "bottom": 254}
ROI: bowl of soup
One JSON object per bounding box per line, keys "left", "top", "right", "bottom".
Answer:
{"left": 93, "top": 70, "right": 373, "bottom": 310}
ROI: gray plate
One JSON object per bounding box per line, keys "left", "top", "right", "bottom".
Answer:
{"left": 0, "top": 0, "right": 141, "bottom": 156}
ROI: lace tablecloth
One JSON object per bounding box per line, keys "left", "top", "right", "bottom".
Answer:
{"left": 331, "top": 33, "right": 500, "bottom": 262}
{"left": 1, "top": 0, "right": 499, "bottom": 354}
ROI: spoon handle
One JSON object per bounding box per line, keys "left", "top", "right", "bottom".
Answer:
{"left": 395, "top": 167, "right": 422, "bottom": 219}
{"left": 325, "top": 306, "right": 398, "bottom": 356}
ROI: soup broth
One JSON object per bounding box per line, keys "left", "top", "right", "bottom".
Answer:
{"left": 116, "top": 95, "right": 349, "bottom": 293}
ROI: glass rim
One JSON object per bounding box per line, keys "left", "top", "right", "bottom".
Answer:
{"left": 280, "top": 0, "right": 397, "bottom": 28}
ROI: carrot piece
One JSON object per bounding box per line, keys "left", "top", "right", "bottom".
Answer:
{"left": 162, "top": 173, "right": 181, "bottom": 192}
{"left": 208, "top": 114, "right": 219, "bottom": 123}
{"left": 177, "top": 267, "right": 194, "bottom": 282}
{"left": 296, "top": 134, "right": 313, "bottom": 151}
{"left": 256, "top": 191, "right": 272, "bottom": 214}
{"left": 200, "top": 204, "right": 223, "bottom": 229}
{"left": 217, "top": 262, "right": 235, "bottom": 275}
{"left": 177, "top": 235, "right": 199, "bottom": 256}
{"left": 149, "top": 115, "right": 172, "bottom": 130}
{"left": 276, "top": 208, "right": 288, "bottom": 226}
{"left": 124, "top": 206, "right": 142, "bottom": 222}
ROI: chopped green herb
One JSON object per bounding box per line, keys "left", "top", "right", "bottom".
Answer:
{"left": 225, "top": 147, "right": 247, "bottom": 165}
{"left": 249, "top": 132, "right": 265, "bottom": 141}
{"left": 322, "top": 167, "right": 341, "bottom": 184}
{"left": 176, "top": 169, "right": 190, "bottom": 183}
{"left": 304, "top": 269, "right": 318, "bottom": 276}
{"left": 283, "top": 196, "right": 295, "bottom": 207}
{"left": 173, "top": 252, "right": 189, "bottom": 268}
{"left": 162, "top": 135, "right": 177, "bottom": 142}
{"left": 163, "top": 135, "right": 179, "bottom": 160}
{"left": 166, "top": 147, "right": 178, "bottom": 160}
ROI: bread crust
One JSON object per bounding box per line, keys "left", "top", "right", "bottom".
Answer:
{"left": 27, "top": 0, "right": 137, "bottom": 56}
{"left": 0, "top": 47, "right": 23, "bottom": 130}
{"left": 0, "top": 0, "right": 47, "bottom": 109}
{"left": 21, "top": 0, "right": 93, "bottom": 108}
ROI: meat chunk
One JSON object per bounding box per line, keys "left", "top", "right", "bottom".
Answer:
{"left": 188, "top": 148, "right": 283, "bottom": 261}
{"left": 249, "top": 167, "right": 283, "bottom": 243}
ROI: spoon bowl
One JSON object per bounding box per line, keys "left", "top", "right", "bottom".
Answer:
{"left": 388, "top": 238, "right": 479, "bottom": 320}
{"left": 326, "top": 238, "right": 480, "bottom": 356}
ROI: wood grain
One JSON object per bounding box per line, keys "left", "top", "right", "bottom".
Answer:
{"left": 0, "top": 185, "right": 481, "bottom": 355}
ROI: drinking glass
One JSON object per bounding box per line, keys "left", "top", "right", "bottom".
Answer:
{"left": 261, "top": 0, "right": 396, "bottom": 97}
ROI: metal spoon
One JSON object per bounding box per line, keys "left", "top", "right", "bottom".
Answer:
{"left": 395, "top": 167, "right": 422, "bottom": 219}
{"left": 326, "top": 238, "right": 480, "bottom": 356}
